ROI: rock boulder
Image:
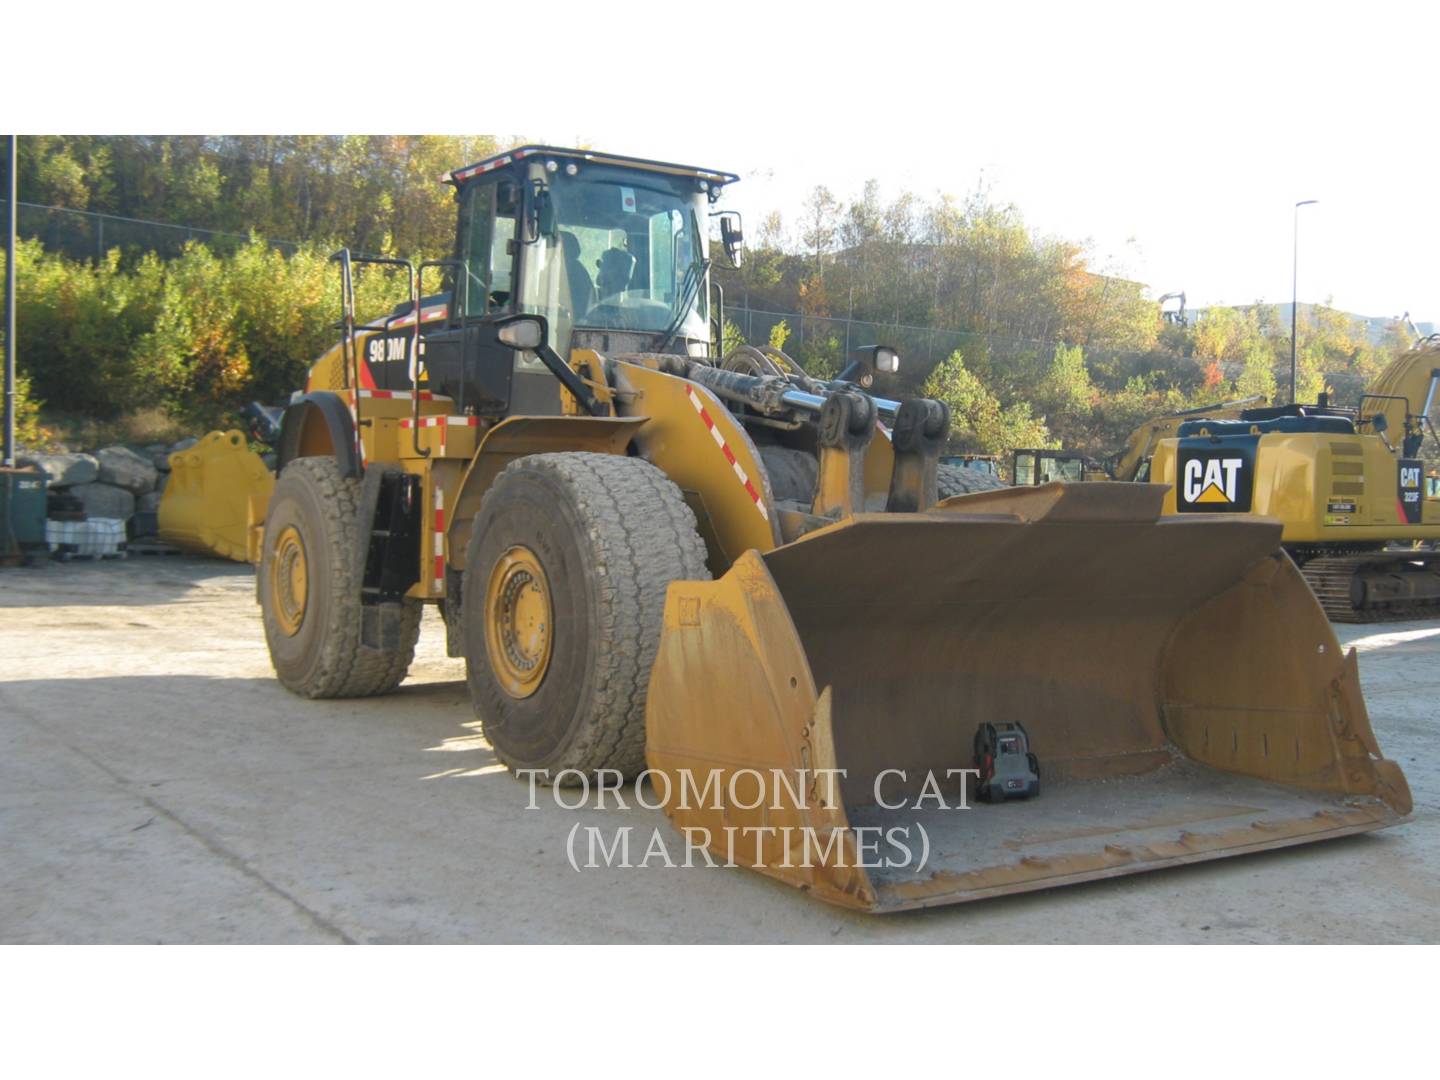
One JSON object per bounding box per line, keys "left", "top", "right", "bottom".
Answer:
{"left": 16, "top": 451, "right": 100, "bottom": 488}
{"left": 95, "top": 446, "right": 159, "bottom": 495}
{"left": 68, "top": 482, "right": 137, "bottom": 520}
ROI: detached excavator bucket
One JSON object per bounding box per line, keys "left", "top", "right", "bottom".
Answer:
{"left": 158, "top": 430, "right": 275, "bottom": 563}
{"left": 646, "top": 483, "right": 1412, "bottom": 912}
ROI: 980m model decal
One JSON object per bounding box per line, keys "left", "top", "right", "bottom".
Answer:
{"left": 1176, "top": 436, "right": 1257, "bottom": 512}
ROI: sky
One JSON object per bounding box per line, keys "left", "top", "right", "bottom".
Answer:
{"left": 15, "top": 1, "right": 1440, "bottom": 324}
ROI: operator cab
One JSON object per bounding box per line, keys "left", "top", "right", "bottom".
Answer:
{"left": 1012, "top": 449, "right": 1087, "bottom": 485}
{"left": 423, "top": 146, "right": 740, "bottom": 417}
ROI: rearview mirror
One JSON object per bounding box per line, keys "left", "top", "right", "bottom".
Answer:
{"left": 524, "top": 180, "right": 554, "bottom": 244}
{"left": 496, "top": 315, "right": 546, "bottom": 351}
{"left": 718, "top": 212, "right": 744, "bottom": 268}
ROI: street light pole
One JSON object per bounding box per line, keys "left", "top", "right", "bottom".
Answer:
{"left": 1290, "top": 199, "right": 1318, "bottom": 405}
{"left": 4, "top": 135, "right": 17, "bottom": 468}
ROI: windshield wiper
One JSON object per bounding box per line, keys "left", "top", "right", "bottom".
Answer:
{"left": 656, "top": 256, "right": 709, "bottom": 354}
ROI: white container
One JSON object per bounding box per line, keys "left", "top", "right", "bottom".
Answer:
{"left": 46, "top": 517, "right": 128, "bottom": 558}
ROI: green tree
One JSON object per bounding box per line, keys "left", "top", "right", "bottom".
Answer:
{"left": 799, "top": 185, "right": 838, "bottom": 272}
{"left": 1038, "top": 343, "right": 1094, "bottom": 415}
{"left": 923, "top": 351, "right": 1054, "bottom": 456}
{"left": 1235, "top": 342, "right": 1278, "bottom": 401}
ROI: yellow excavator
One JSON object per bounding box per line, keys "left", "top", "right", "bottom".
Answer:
{"left": 1151, "top": 339, "right": 1440, "bottom": 621}
{"left": 1011, "top": 395, "right": 1264, "bottom": 487}
{"left": 247, "top": 146, "right": 1409, "bottom": 911}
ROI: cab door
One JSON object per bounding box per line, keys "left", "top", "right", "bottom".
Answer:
{"left": 421, "top": 176, "right": 520, "bottom": 415}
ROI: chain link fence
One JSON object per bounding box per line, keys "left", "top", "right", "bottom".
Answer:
{"left": 721, "top": 297, "right": 1082, "bottom": 389}
{"left": 0, "top": 199, "right": 304, "bottom": 262}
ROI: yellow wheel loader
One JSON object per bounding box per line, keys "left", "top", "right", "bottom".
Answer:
{"left": 254, "top": 146, "right": 1410, "bottom": 912}
{"left": 1151, "top": 340, "right": 1440, "bottom": 622}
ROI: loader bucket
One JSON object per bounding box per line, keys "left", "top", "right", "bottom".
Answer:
{"left": 158, "top": 430, "right": 275, "bottom": 563}
{"left": 645, "top": 483, "right": 1411, "bottom": 912}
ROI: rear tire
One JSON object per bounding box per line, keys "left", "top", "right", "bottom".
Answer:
{"left": 259, "top": 456, "right": 421, "bottom": 698}
{"left": 462, "top": 452, "right": 709, "bottom": 780}
{"left": 937, "top": 463, "right": 1006, "bottom": 498}
{"left": 757, "top": 444, "right": 817, "bottom": 505}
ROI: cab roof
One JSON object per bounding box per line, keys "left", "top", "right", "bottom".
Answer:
{"left": 448, "top": 145, "right": 739, "bottom": 188}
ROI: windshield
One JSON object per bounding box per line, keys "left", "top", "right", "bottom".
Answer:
{"left": 520, "top": 166, "right": 709, "bottom": 355}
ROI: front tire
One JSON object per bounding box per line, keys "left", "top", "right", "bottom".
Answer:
{"left": 259, "top": 456, "right": 421, "bottom": 698}
{"left": 462, "top": 452, "right": 709, "bottom": 779}
{"left": 937, "top": 462, "right": 1006, "bottom": 497}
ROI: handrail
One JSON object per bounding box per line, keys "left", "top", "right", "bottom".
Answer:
{"left": 329, "top": 250, "right": 417, "bottom": 473}
{"left": 414, "top": 259, "right": 465, "bottom": 457}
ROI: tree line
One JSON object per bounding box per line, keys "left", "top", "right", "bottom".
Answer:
{"left": 4, "top": 136, "right": 1414, "bottom": 461}
{"left": 717, "top": 181, "right": 1412, "bottom": 462}
{"left": 16, "top": 136, "right": 500, "bottom": 258}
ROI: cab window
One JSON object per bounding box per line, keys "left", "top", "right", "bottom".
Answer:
{"left": 1014, "top": 452, "right": 1037, "bottom": 486}
{"left": 460, "top": 181, "right": 518, "bottom": 317}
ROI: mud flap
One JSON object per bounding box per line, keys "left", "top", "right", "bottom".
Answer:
{"left": 645, "top": 483, "right": 1411, "bottom": 912}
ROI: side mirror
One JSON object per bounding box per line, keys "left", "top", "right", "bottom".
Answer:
{"left": 1371, "top": 412, "right": 1389, "bottom": 433}
{"left": 495, "top": 314, "right": 547, "bottom": 351}
{"left": 718, "top": 212, "right": 744, "bottom": 268}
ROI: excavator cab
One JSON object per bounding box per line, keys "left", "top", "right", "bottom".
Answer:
{"left": 1012, "top": 449, "right": 1087, "bottom": 485}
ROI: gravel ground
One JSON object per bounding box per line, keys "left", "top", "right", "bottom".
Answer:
{"left": 1, "top": 556, "right": 1436, "bottom": 943}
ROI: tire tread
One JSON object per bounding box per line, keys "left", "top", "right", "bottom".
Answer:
{"left": 264, "top": 457, "right": 421, "bottom": 699}
{"left": 469, "top": 452, "right": 709, "bottom": 777}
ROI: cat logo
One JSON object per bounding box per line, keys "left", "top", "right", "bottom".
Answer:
{"left": 1176, "top": 436, "right": 1256, "bottom": 513}
{"left": 1398, "top": 458, "right": 1423, "bottom": 525}
{"left": 1183, "top": 457, "right": 1243, "bottom": 504}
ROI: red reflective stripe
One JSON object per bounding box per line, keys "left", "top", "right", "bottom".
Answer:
{"left": 684, "top": 386, "right": 769, "bottom": 522}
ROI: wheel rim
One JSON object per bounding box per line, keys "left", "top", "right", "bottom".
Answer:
{"left": 270, "top": 525, "right": 309, "bottom": 637}
{"left": 484, "top": 545, "right": 554, "bottom": 699}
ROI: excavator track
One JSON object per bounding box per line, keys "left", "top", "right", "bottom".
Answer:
{"left": 1300, "top": 551, "right": 1440, "bottom": 623}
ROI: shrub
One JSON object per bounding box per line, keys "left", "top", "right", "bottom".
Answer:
{"left": 9, "top": 238, "right": 409, "bottom": 432}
